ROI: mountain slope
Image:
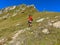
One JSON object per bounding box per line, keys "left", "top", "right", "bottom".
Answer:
{"left": 0, "top": 4, "right": 60, "bottom": 45}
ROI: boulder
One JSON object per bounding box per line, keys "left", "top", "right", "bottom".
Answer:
{"left": 42, "top": 29, "right": 50, "bottom": 34}
{"left": 53, "top": 21, "right": 60, "bottom": 28}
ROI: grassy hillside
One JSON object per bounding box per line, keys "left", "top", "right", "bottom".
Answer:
{"left": 0, "top": 4, "right": 60, "bottom": 45}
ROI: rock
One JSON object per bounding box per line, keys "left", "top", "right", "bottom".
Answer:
{"left": 25, "top": 28, "right": 30, "bottom": 30}
{"left": 0, "top": 11, "right": 3, "bottom": 14}
{"left": 0, "top": 38, "right": 7, "bottom": 45}
{"left": 12, "top": 13, "right": 17, "bottom": 17}
{"left": 27, "top": 4, "right": 35, "bottom": 8}
{"left": 51, "top": 20, "right": 55, "bottom": 23}
{"left": 55, "top": 16, "right": 59, "bottom": 18}
{"left": 15, "top": 24, "right": 20, "bottom": 26}
{"left": 4, "top": 7, "right": 9, "bottom": 11}
{"left": 36, "top": 18, "right": 45, "bottom": 22}
{"left": 4, "top": 6, "right": 16, "bottom": 12}
{"left": 22, "top": 8, "right": 26, "bottom": 10}
{"left": 46, "top": 17, "right": 49, "bottom": 19}
{"left": 31, "top": 32, "right": 34, "bottom": 34}
{"left": 48, "top": 22, "right": 53, "bottom": 26}
{"left": 38, "top": 27, "right": 42, "bottom": 29}
{"left": 2, "top": 13, "right": 9, "bottom": 19}
{"left": 42, "top": 29, "right": 50, "bottom": 34}
{"left": 53, "top": 21, "right": 60, "bottom": 28}
{"left": 15, "top": 10, "right": 20, "bottom": 12}
{"left": 9, "top": 6, "right": 16, "bottom": 10}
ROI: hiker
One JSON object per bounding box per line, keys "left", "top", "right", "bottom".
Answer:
{"left": 28, "top": 15, "right": 33, "bottom": 27}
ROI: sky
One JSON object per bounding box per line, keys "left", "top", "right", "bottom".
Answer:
{"left": 0, "top": 0, "right": 60, "bottom": 12}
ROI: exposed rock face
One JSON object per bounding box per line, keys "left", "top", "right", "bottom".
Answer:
{"left": 4, "top": 6, "right": 16, "bottom": 11}
{"left": 53, "top": 21, "right": 60, "bottom": 28}
{"left": 9, "top": 6, "right": 16, "bottom": 10}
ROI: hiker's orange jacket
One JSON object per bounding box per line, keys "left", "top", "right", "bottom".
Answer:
{"left": 28, "top": 16, "right": 33, "bottom": 21}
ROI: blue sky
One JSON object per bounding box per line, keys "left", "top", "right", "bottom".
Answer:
{"left": 0, "top": 0, "right": 60, "bottom": 12}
